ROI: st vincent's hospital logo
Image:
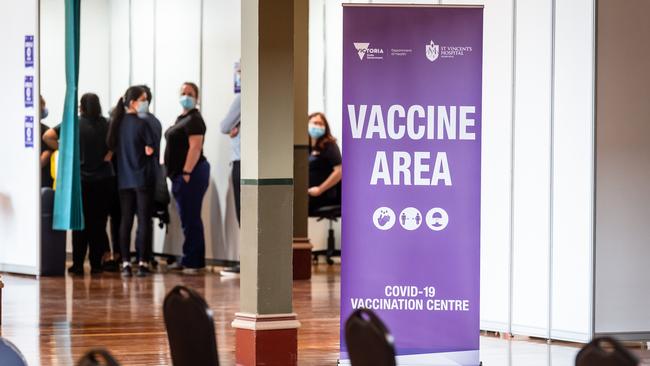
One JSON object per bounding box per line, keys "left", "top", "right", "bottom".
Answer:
{"left": 353, "top": 42, "right": 384, "bottom": 60}
{"left": 426, "top": 40, "right": 440, "bottom": 62}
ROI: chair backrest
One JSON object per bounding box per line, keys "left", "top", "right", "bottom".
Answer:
{"left": 575, "top": 337, "right": 638, "bottom": 366}
{"left": 76, "top": 349, "right": 121, "bottom": 366}
{"left": 345, "top": 308, "right": 396, "bottom": 366}
{"left": 0, "top": 338, "right": 28, "bottom": 366}
{"left": 163, "top": 286, "right": 219, "bottom": 366}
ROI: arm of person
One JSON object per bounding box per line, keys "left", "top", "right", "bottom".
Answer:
{"left": 308, "top": 164, "right": 342, "bottom": 197}
{"left": 43, "top": 127, "right": 59, "bottom": 150}
{"left": 40, "top": 150, "right": 52, "bottom": 168}
{"left": 182, "top": 135, "right": 204, "bottom": 182}
{"left": 220, "top": 94, "right": 241, "bottom": 134}
{"left": 141, "top": 121, "right": 156, "bottom": 157}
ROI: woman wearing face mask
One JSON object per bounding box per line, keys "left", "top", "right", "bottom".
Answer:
{"left": 164, "top": 82, "right": 209, "bottom": 274}
{"left": 307, "top": 112, "right": 342, "bottom": 215}
{"left": 106, "top": 86, "right": 156, "bottom": 277}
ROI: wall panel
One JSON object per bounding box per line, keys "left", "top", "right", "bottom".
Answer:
{"left": 511, "top": 0, "right": 553, "bottom": 337}
{"left": 551, "top": 0, "right": 594, "bottom": 342}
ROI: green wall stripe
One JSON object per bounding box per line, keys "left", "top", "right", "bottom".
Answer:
{"left": 241, "top": 178, "right": 294, "bottom": 186}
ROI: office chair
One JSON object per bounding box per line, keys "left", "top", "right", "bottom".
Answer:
{"left": 575, "top": 337, "right": 638, "bottom": 366}
{"left": 163, "top": 286, "right": 219, "bottom": 366}
{"left": 76, "top": 349, "right": 121, "bottom": 366}
{"left": 311, "top": 205, "right": 341, "bottom": 265}
{"left": 345, "top": 308, "right": 396, "bottom": 366}
{"left": 0, "top": 338, "right": 27, "bottom": 366}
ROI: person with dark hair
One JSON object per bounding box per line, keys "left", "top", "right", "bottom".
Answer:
{"left": 307, "top": 112, "right": 342, "bottom": 215}
{"left": 164, "top": 82, "right": 209, "bottom": 274}
{"left": 107, "top": 86, "right": 156, "bottom": 277}
{"left": 43, "top": 93, "right": 114, "bottom": 275}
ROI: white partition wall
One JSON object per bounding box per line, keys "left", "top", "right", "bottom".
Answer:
{"left": 551, "top": 0, "right": 594, "bottom": 342}
{"left": 511, "top": 0, "right": 553, "bottom": 338}
{"left": 0, "top": 0, "right": 41, "bottom": 275}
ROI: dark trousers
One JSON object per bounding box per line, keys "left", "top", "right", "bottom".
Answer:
{"left": 118, "top": 187, "right": 153, "bottom": 263}
{"left": 172, "top": 160, "right": 210, "bottom": 269}
{"left": 232, "top": 160, "right": 241, "bottom": 226}
{"left": 107, "top": 176, "right": 121, "bottom": 256}
{"left": 72, "top": 178, "right": 111, "bottom": 270}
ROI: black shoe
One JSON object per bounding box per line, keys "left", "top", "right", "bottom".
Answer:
{"left": 136, "top": 265, "right": 149, "bottom": 277}
{"left": 121, "top": 265, "right": 132, "bottom": 277}
{"left": 68, "top": 266, "right": 84, "bottom": 276}
{"left": 102, "top": 260, "right": 119, "bottom": 272}
{"left": 90, "top": 267, "right": 103, "bottom": 275}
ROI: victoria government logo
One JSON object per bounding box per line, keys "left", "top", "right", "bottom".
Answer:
{"left": 354, "top": 42, "right": 384, "bottom": 61}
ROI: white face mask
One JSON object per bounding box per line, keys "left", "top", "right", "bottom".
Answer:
{"left": 136, "top": 100, "right": 149, "bottom": 114}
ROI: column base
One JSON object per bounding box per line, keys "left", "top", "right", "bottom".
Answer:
{"left": 232, "top": 313, "right": 300, "bottom": 366}
{"left": 293, "top": 238, "right": 313, "bottom": 280}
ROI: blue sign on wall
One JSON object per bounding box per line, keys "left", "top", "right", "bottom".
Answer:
{"left": 25, "top": 35, "right": 34, "bottom": 68}
{"left": 25, "top": 116, "right": 34, "bottom": 148}
{"left": 24, "top": 75, "right": 34, "bottom": 108}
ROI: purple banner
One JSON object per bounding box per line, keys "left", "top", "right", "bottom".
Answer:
{"left": 341, "top": 5, "right": 483, "bottom": 365}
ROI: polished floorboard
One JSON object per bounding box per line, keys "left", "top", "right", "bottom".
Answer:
{"left": 0, "top": 264, "right": 648, "bottom": 365}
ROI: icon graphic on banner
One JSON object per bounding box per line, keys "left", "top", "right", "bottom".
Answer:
{"left": 25, "top": 35, "right": 34, "bottom": 68}
{"left": 426, "top": 207, "right": 449, "bottom": 231}
{"left": 373, "top": 207, "right": 396, "bottom": 230}
{"left": 426, "top": 40, "right": 439, "bottom": 62}
{"left": 25, "top": 116, "right": 34, "bottom": 148}
{"left": 25, "top": 35, "right": 35, "bottom": 68}
{"left": 399, "top": 207, "right": 422, "bottom": 231}
{"left": 25, "top": 76, "right": 34, "bottom": 108}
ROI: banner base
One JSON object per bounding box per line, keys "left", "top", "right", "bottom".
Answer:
{"left": 339, "top": 350, "right": 480, "bottom": 366}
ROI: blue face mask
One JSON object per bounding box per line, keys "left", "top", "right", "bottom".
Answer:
{"left": 136, "top": 100, "right": 149, "bottom": 114}
{"left": 308, "top": 125, "right": 326, "bottom": 139}
{"left": 180, "top": 95, "right": 196, "bottom": 110}
{"left": 41, "top": 107, "right": 49, "bottom": 119}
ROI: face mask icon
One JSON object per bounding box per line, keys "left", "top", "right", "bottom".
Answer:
{"left": 426, "top": 208, "right": 449, "bottom": 231}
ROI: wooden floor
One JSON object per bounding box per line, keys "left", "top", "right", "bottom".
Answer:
{"left": 0, "top": 264, "right": 648, "bottom": 365}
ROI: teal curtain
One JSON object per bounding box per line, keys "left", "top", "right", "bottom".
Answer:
{"left": 53, "top": 0, "right": 83, "bottom": 230}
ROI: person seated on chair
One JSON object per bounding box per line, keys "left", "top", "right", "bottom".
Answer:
{"left": 307, "top": 112, "right": 342, "bottom": 216}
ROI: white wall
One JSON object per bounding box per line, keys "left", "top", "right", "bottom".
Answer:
{"left": 40, "top": 0, "right": 241, "bottom": 262}
{"left": 551, "top": 0, "right": 594, "bottom": 341}
{"left": 0, "top": 0, "right": 40, "bottom": 275}
{"left": 309, "top": 0, "right": 595, "bottom": 342}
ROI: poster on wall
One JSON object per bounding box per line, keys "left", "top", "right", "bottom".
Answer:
{"left": 341, "top": 5, "right": 483, "bottom": 365}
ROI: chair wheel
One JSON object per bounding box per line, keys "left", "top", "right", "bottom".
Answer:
{"left": 327, "top": 258, "right": 334, "bottom": 265}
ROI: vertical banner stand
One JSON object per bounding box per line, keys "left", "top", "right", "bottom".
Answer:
{"left": 340, "top": 5, "right": 483, "bottom": 365}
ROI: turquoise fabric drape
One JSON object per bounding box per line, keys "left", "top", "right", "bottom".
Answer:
{"left": 53, "top": 0, "right": 83, "bottom": 230}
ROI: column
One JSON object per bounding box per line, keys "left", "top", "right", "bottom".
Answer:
{"left": 292, "top": 0, "right": 311, "bottom": 281}
{"left": 232, "top": 1, "right": 302, "bottom": 365}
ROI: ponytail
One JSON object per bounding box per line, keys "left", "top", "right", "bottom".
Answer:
{"left": 106, "top": 97, "right": 125, "bottom": 150}
{"left": 106, "top": 86, "right": 146, "bottom": 150}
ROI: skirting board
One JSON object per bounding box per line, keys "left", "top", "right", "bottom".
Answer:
{"left": 0, "top": 263, "right": 39, "bottom": 276}
{"left": 480, "top": 320, "right": 509, "bottom": 333}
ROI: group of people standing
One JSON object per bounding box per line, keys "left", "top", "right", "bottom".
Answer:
{"left": 39, "top": 80, "right": 344, "bottom": 278}
{"left": 41, "top": 82, "right": 211, "bottom": 277}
